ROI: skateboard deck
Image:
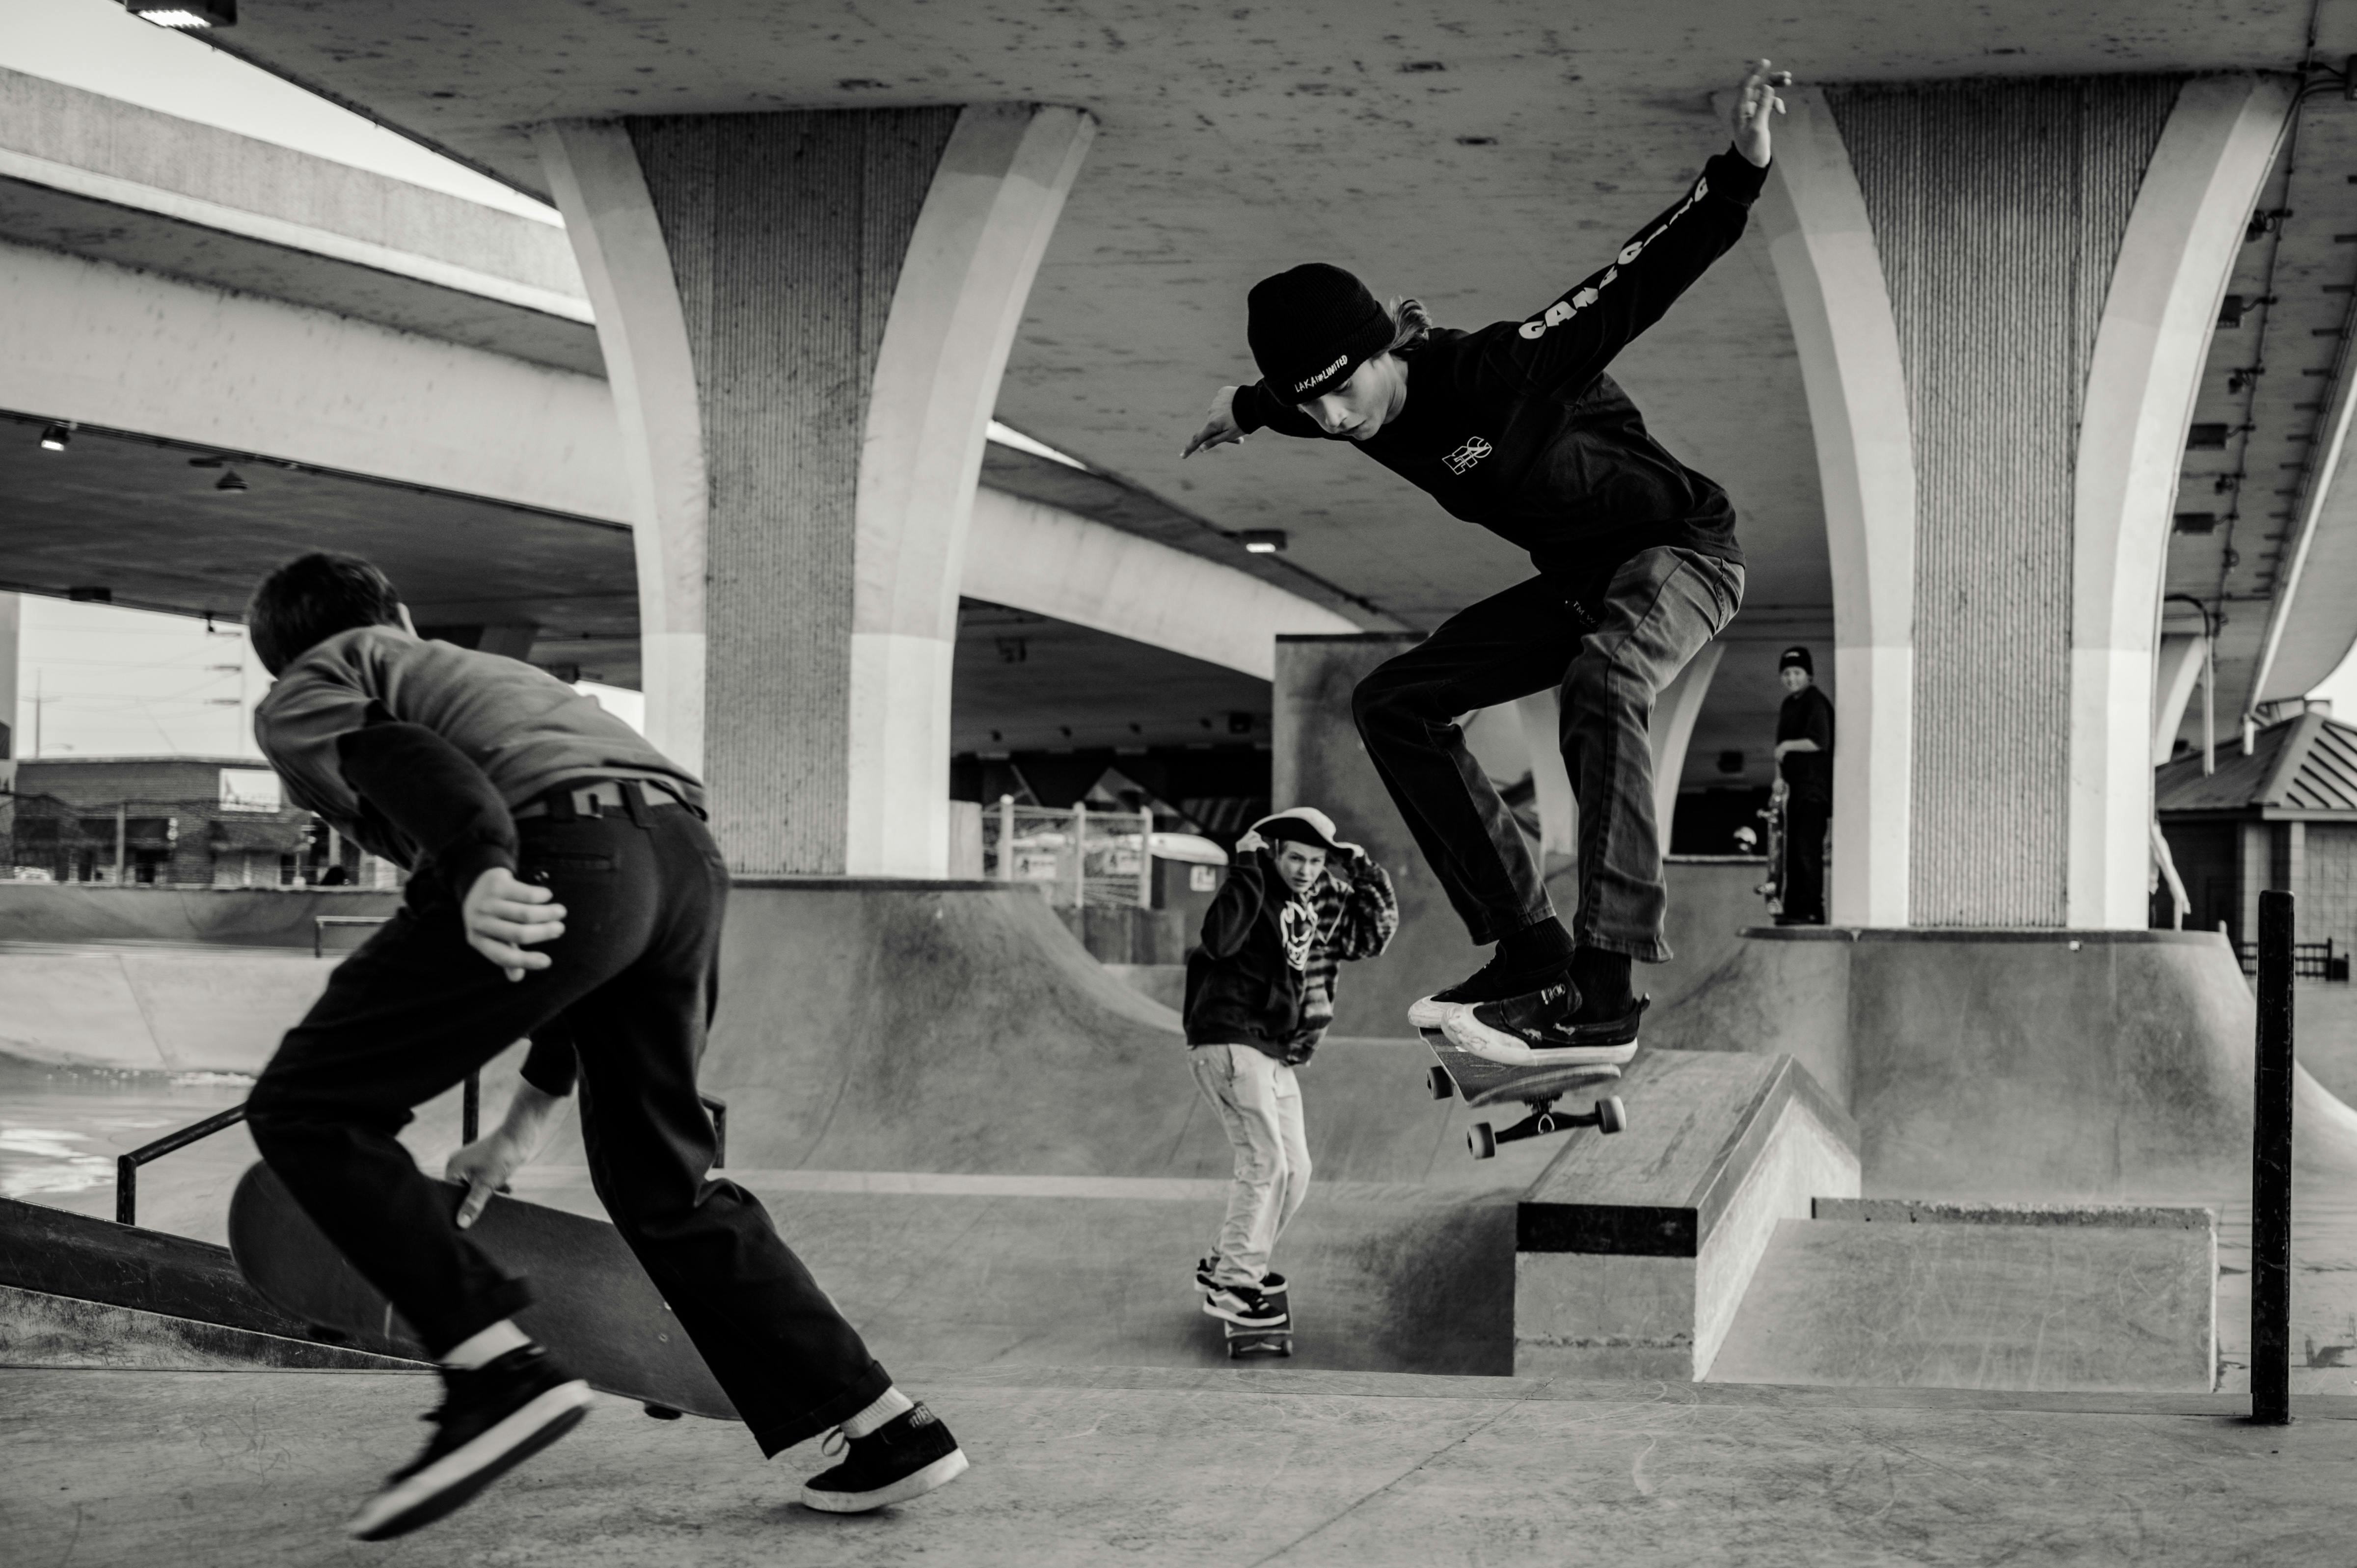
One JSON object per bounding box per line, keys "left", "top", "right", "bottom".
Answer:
{"left": 228, "top": 1161, "right": 736, "bottom": 1422}
{"left": 1420, "top": 1027, "right": 1630, "bottom": 1159}
{"left": 1420, "top": 1026, "right": 1622, "bottom": 1108}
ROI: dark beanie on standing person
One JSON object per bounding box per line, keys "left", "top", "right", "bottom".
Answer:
{"left": 1247, "top": 264, "right": 1396, "bottom": 404}
{"left": 1779, "top": 646, "right": 1813, "bottom": 675}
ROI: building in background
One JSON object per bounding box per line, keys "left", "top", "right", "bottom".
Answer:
{"left": 8, "top": 756, "right": 389, "bottom": 888}
{"left": 2154, "top": 708, "right": 2357, "bottom": 976}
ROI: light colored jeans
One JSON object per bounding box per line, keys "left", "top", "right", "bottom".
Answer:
{"left": 1191, "top": 1044, "right": 1311, "bottom": 1287}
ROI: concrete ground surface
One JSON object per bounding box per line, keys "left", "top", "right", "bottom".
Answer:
{"left": 6, "top": 1364, "right": 2356, "bottom": 1567}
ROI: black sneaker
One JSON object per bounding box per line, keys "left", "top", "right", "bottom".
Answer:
{"left": 1195, "top": 1257, "right": 1287, "bottom": 1298}
{"left": 1442, "top": 987, "right": 1648, "bottom": 1067}
{"left": 1203, "top": 1280, "right": 1288, "bottom": 1328}
{"left": 1409, "top": 950, "right": 1578, "bottom": 1030}
{"left": 800, "top": 1404, "right": 970, "bottom": 1514}
{"left": 346, "top": 1345, "right": 591, "bottom": 1541}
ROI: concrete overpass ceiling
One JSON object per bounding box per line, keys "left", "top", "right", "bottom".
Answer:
{"left": 952, "top": 598, "right": 1269, "bottom": 755}
{"left": 214, "top": 0, "right": 2323, "bottom": 783}
{"left": 2171, "top": 90, "right": 2357, "bottom": 730}
{"left": 0, "top": 407, "right": 638, "bottom": 638}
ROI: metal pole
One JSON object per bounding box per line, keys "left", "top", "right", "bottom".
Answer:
{"left": 2202, "top": 638, "right": 2216, "bottom": 776}
{"left": 461, "top": 1070, "right": 481, "bottom": 1145}
{"left": 997, "top": 795, "right": 1014, "bottom": 882}
{"left": 1071, "top": 800, "right": 1087, "bottom": 909}
{"left": 114, "top": 802, "right": 125, "bottom": 885}
{"left": 1137, "top": 807, "right": 1154, "bottom": 909}
{"left": 2253, "top": 888, "right": 2296, "bottom": 1425}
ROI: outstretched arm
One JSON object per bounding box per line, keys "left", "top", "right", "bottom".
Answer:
{"left": 1489, "top": 61, "right": 1789, "bottom": 396}
{"left": 1182, "top": 381, "right": 1323, "bottom": 457}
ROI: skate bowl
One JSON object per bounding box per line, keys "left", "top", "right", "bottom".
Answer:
{"left": 1646, "top": 925, "right": 2357, "bottom": 1201}
{"left": 0, "top": 882, "right": 398, "bottom": 949}
{"left": 0, "top": 945, "right": 340, "bottom": 1074}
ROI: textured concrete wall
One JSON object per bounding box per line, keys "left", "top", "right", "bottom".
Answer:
{"left": 625, "top": 111, "right": 958, "bottom": 873}
{"left": 1829, "top": 80, "right": 2176, "bottom": 925}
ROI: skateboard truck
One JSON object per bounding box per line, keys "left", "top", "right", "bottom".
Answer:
{"left": 1467, "top": 1092, "right": 1626, "bottom": 1160}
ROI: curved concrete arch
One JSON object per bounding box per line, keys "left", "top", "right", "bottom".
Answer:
{"left": 849, "top": 104, "right": 1095, "bottom": 875}
{"left": 2069, "top": 73, "right": 2294, "bottom": 927}
{"left": 962, "top": 487, "right": 1355, "bottom": 678}
{"left": 535, "top": 120, "right": 711, "bottom": 776}
{"left": 1755, "top": 87, "right": 1916, "bottom": 927}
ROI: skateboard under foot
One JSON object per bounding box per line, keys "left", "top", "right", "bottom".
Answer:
{"left": 1421, "top": 1026, "right": 1628, "bottom": 1160}
{"left": 1223, "top": 1307, "right": 1293, "bottom": 1359}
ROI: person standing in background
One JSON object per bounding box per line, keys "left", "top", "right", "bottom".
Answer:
{"left": 1772, "top": 646, "right": 1833, "bottom": 925}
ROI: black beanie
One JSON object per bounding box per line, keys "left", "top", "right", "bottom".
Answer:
{"left": 1246, "top": 264, "right": 1395, "bottom": 404}
{"left": 1779, "top": 646, "right": 1814, "bottom": 675}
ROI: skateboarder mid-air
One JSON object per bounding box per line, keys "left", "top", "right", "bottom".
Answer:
{"left": 238, "top": 553, "right": 966, "bottom": 1540}
{"left": 1184, "top": 809, "right": 1397, "bottom": 1333}
{"left": 1183, "top": 61, "right": 1789, "bottom": 1068}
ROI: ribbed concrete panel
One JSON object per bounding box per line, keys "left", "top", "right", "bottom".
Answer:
{"left": 1830, "top": 80, "right": 2176, "bottom": 925}
{"left": 628, "top": 110, "right": 957, "bottom": 873}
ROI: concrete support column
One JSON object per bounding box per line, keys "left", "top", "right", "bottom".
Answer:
{"left": 2067, "top": 75, "right": 2293, "bottom": 925}
{"left": 1768, "top": 74, "right": 2288, "bottom": 928}
{"left": 1756, "top": 87, "right": 1916, "bottom": 927}
{"left": 2152, "top": 632, "right": 2209, "bottom": 767}
{"left": 539, "top": 106, "right": 1093, "bottom": 874}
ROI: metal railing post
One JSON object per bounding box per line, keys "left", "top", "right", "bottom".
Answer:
{"left": 998, "top": 795, "right": 1015, "bottom": 881}
{"left": 1071, "top": 800, "right": 1087, "bottom": 910}
{"left": 2253, "top": 888, "right": 2295, "bottom": 1425}
{"left": 1137, "top": 808, "right": 1154, "bottom": 909}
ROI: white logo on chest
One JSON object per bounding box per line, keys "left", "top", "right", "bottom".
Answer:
{"left": 1443, "top": 436, "right": 1493, "bottom": 475}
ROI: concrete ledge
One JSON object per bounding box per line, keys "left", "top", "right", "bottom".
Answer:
{"left": 1513, "top": 1052, "right": 1860, "bottom": 1380}
{"left": 1817, "top": 1198, "right": 2215, "bottom": 1228}
{"left": 1710, "top": 1209, "right": 2218, "bottom": 1393}
{"left": 0, "top": 1282, "right": 421, "bottom": 1372}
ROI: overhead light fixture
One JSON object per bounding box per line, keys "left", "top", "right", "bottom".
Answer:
{"left": 37, "top": 423, "right": 69, "bottom": 452}
{"left": 215, "top": 468, "right": 248, "bottom": 492}
{"left": 1239, "top": 529, "right": 1287, "bottom": 554}
{"left": 122, "top": 1, "right": 236, "bottom": 28}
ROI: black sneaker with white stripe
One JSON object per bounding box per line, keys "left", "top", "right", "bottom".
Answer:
{"left": 1195, "top": 1257, "right": 1287, "bottom": 1300}
{"left": 800, "top": 1404, "right": 970, "bottom": 1513}
{"left": 346, "top": 1344, "right": 591, "bottom": 1541}
{"left": 1202, "top": 1279, "right": 1288, "bottom": 1328}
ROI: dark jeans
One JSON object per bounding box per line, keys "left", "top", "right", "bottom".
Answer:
{"left": 1353, "top": 547, "right": 1743, "bottom": 962}
{"left": 1782, "top": 796, "right": 1829, "bottom": 924}
{"left": 244, "top": 797, "right": 889, "bottom": 1457}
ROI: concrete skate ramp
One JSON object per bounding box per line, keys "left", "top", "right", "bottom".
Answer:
{"left": 1648, "top": 926, "right": 2357, "bottom": 1201}
{"left": 0, "top": 946, "right": 336, "bottom": 1074}
{"left": 0, "top": 882, "right": 397, "bottom": 948}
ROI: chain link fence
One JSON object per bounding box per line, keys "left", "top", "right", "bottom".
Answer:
{"left": 980, "top": 798, "right": 1156, "bottom": 910}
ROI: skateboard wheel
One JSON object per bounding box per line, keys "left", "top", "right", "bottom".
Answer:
{"left": 642, "top": 1404, "right": 683, "bottom": 1420}
{"left": 1596, "top": 1096, "right": 1626, "bottom": 1135}
{"left": 1468, "top": 1123, "right": 1497, "bottom": 1160}
{"left": 1427, "top": 1064, "right": 1454, "bottom": 1101}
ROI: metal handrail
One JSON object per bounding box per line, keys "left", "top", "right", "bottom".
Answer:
{"left": 113, "top": 1074, "right": 731, "bottom": 1226}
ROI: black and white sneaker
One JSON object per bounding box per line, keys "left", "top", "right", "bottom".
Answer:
{"left": 1195, "top": 1257, "right": 1287, "bottom": 1299}
{"left": 1202, "top": 1281, "right": 1288, "bottom": 1328}
{"left": 1441, "top": 986, "right": 1647, "bottom": 1067}
{"left": 1409, "top": 951, "right": 1578, "bottom": 1031}
{"left": 800, "top": 1405, "right": 969, "bottom": 1514}
{"left": 346, "top": 1345, "right": 591, "bottom": 1541}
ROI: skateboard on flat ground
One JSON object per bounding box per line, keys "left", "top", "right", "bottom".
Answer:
{"left": 228, "top": 1161, "right": 736, "bottom": 1422}
{"left": 1421, "top": 1027, "right": 1627, "bottom": 1160}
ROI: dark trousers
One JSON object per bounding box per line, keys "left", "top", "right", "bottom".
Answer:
{"left": 244, "top": 799, "right": 889, "bottom": 1456}
{"left": 1352, "top": 547, "right": 1742, "bottom": 961}
{"left": 1782, "top": 796, "right": 1830, "bottom": 924}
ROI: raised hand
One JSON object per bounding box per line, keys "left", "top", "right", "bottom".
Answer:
{"left": 1729, "top": 59, "right": 1792, "bottom": 169}
{"left": 1182, "top": 385, "right": 1245, "bottom": 458}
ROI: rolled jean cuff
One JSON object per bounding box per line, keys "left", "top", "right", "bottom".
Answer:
{"left": 752, "top": 1359, "right": 895, "bottom": 1457}
{"left": 1572, "top": 931, "right": 1672, "bottom": 965}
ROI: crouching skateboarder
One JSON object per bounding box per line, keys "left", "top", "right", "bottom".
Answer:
{"left": 1184, "top": 809, "right": 1397, "bottom": 1336}
{"left": 1184, "top": 63, "right": 1789, "bottom": 1068}
{"left": 239, "top": 554, "right": 966, "bottom": 1540}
